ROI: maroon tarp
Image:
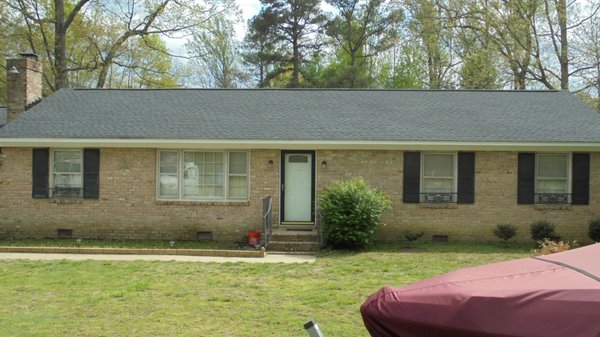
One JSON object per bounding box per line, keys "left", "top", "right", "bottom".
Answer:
{"left": 361, "top": 244, "right": 600, "bottom": 337}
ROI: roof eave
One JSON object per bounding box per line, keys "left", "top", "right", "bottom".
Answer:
{"left": 2, "top": 138, "right": 600, "bottom": 152}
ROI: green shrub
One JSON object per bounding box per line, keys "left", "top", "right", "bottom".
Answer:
{"left": 589, "top": 219, "right": 600, "bottom": 242}
{"left": 319, "top": 177, "right": 391, "bottom": 249}
{"left": 493, "top": 224, "right": 517, "bottom": 242}
{"left": 530, "top": 220, "right": 559, "bottom": 242}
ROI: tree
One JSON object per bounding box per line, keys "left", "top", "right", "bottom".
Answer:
{"left": 243, "top": 13, "right": 279, "bottom": 87}
{"left": 253, "top": 0, "right": 326, "bottom": 87}
{"left": 0, "top": 3, "right": 11, "bottom": 104}
{"left": 376, "top": 45, "right": 426, "bottom": 88}
{"left": 575, "top": 15, "right": 600, "bottom": 111}
{"left": 324, "top": 0, "right": 403, "bottom": 88}
{"left": 529, "top": 0, "right": 600, "bottom": 90}
{"left": 1, "top": 0, "right": 228, "bottom": 91}
{"left": 188, "top": 13, "right": 246, "bottom": 88}
{"left": 449, "top": 0, "right": 536, "bottom": 89}
{"left": 457, "top": 24, "right": 501, "bottom": 89}
{"left": 405, "top": 0, "right": 457, "bottom": 89}
{"left": 3, "top": 0, "right": 91, "bottom": 90}
{"left": 93, "top": 0, "right": 209, "bottom": 88}
{"left": 444, "top": 0, "right": 502, "bottom": 89}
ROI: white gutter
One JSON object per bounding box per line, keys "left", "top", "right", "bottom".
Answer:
{"left": 2, "top": 138, "right": 600, "bottom": 152}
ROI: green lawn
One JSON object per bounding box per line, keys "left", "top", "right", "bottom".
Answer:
{"left": 0, "top": 243, "right": 531, "bottom": 337}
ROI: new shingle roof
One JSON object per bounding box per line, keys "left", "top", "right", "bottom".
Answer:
{"left": 0, "top": 88, "right": 598, "bottom": 142}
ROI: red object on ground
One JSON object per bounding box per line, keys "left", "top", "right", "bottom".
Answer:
{"left": 361, "top": 244, "right": 600, "bottom": 337}
{"left": 248, "top": 231, "right": 261, "bottom": 245}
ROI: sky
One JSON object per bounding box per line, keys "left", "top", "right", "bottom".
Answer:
{"left": 163, "top": 0, "right": 260, "bottom": 55}
{"left": 237, "top": 0, "right": 261, "bottom": 25}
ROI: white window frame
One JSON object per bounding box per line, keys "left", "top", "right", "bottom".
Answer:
{"left": 535, "top": 153, "right": 571, "bottom": 197}
{"left": 156, "top": 149, "right": 250, "bottom": 201}
{"left": 50, "top": 149, "right": 84, "bottom": 198}
{"left": 158, "top": 150, "right": 180, "bottom": 199}
{"left": 420, "top": 152, "right": 457, "bottom": 202}
{"left": 227, "top": 151, "right": 250, "bottom": 200}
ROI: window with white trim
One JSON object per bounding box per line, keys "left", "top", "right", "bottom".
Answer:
{"left": 51, "top": 149, "right": 83, "bottom": 197}
{"left": 158, "top": 150, "right": 248, "bottom": 200}
{"left": 421, "top": 152, "right": 457, "bottom": 203}
{"left": 535, "top": 153, "right": 570, "bottom": 203}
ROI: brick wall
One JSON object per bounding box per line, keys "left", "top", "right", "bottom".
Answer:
{"left": 317, "top": 150, "right": 600, "bottom": 243}
{"left": 0, "top": 148, "right": 597, "bottom": 242}
{"left": 0, "top": 148, "right": 279, "bottom": 241}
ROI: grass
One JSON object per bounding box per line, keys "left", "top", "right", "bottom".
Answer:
{"left": 0, "top": 242, "right": 531, "bottom": 337}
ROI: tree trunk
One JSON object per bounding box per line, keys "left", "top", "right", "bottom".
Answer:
{"left": 292, "top": 36, "right": 300, "bottom": 88}
{"left": 54, "top": 0, "right": 68, "bottom": 89}
{"left": 558, "top": 0, "right": 568, "bottom": 90}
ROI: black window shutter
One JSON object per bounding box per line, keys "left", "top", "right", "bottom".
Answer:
{"left": 403, "top": 152, "right": 421, "bottom": 203}
{"left": 457, "top": 152, "right": 475, "bottom": 204}
{"left": 83, "top": 149, "right": 100, "bottom": 199}
{"left": 571, "top": 153, "right": 590, "bottom": 205}
{"left": 32, "top": 148, "right": 49, "bottom": 198}
{"left": 518, "top": 153, "right": 535, "bottom": 204}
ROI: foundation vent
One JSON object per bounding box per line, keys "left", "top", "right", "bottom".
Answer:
{"left": 197, "top": 231, "right": 213, "bottom": 241}
{"left": 432, "top": 235, "right": 449, "bottom": 243}
{"left": 57, "top": 228, "right": 73, "bottom": 239}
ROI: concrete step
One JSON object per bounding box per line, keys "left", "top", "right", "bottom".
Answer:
{"left": 270, "top": 233, "right": 318, "bottom": 242}
{"left": 267, "top": 241, "right": 320, "bottom": 252}
{"left": 271, "top": 228, "right": 318, "bottom": 241}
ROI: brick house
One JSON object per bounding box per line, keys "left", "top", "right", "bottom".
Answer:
{"left": 1, "top": 54, "right": 600, "bottom": 244}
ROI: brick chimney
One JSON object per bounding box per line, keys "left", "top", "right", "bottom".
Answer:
{"left": 6, "top": 53, "right": 43, "bottom": 123}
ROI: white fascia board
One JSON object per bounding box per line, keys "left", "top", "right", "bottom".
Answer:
{"left": 1, "top": 138, "right": 600, "bottom": 151}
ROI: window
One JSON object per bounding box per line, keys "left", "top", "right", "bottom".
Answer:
{"left": 52, "top": 149, "right": 83, "bottom": 197}
{"left": 159, "top": 151, "right": 179, "bottom": 198}
{"left": 519, "top": 152, "right": 590, "bottom": 205}
{"left": 158, "top": 150, "right": 248, "bottom": 201}
{"left": 535, "top": 153, "right": 570, "bottom": 204}
{"left": 421, "top": 153, "right": 457, "bottom": 203}
{"left": 228, "top": 152, "right": 248, "bottom": 199}
{"left": 403, "top": 151, "right": 474, "bottom": 204}
{"left": 32, "top": 148, "right": 100, "bottom": 199}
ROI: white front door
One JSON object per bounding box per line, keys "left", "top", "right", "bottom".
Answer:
{"left": 283, "top": 152, "right": 313, "bottom": 222}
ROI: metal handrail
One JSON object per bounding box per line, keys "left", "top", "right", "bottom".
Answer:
{"left": 262, "top": 196, "right": 273, "bottom": 248}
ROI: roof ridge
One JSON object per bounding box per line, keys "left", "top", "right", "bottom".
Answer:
{"left": 68, "top": 88, "right": 562, "bottom": 93}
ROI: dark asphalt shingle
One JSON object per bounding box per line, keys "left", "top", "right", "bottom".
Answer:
{"left": 0, "top": 88, "right": 598, "bottom": 142}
